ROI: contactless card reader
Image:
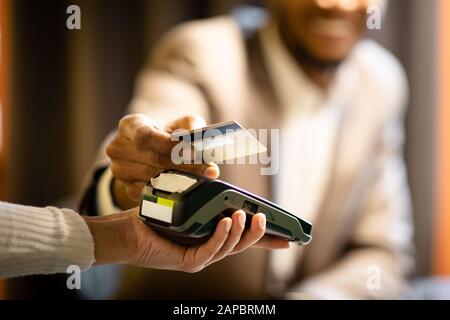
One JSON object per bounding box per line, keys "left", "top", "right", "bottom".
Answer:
{"left": 139, "top": 170, "right": 312, "bottom": 246}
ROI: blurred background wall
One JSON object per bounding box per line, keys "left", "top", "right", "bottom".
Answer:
{"left": 434, "top": 0, "right": 450, "bottom": 276}
{"left": 0, "top": 0, "right": 448, "bottom": 298}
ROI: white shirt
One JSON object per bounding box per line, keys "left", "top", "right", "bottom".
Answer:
{"left": 260, "top": 22, "right": 358, "bottom": 285}
{"left": 261, "top": 22, "right": 356, "bottom": 221}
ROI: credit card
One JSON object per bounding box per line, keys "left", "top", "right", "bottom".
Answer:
{"left": 171, "top": 120, "right": 267, "bottom": 163}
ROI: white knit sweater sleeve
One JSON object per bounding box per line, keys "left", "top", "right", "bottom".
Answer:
{"left": 0, "top": 201, "right": 95, "bottom": 278}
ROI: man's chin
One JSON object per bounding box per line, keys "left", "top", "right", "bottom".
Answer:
{"left": 292, "top": 43, "right": 347, "bottom": 71}
{"left": 312, "top": 55, "right": 348, "bottom": 69}
{"left": 303, "top": 38, "right": 357, "bottom": 69}
{"left": 279, "top": 25, "right": 351, "bottom": 71}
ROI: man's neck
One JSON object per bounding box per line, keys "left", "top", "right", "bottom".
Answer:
{"left": 299, "top": 63, "right": 336, "bottom": 89}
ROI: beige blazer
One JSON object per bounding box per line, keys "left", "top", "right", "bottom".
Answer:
{"left": 81, "top": 16, "right": 414, "bottom": 299}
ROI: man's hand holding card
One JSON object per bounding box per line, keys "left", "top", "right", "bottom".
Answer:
{"left": 107, "top": 114, "right": 266, "bottom": 209}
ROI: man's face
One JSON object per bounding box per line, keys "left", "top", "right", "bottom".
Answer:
{"left": 273, "top": 0, "right": 373, "bottom": 65}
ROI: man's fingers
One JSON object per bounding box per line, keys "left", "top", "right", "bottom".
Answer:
{"left": 119, "top": 114, "right": 207, "bottom": 154}
{"left": 107, "top": 136, "right": 159, "bottom": 164}
{"left": 182, "top": 218, "right": 231, "bottom": 272}
{"left": 108, "top": 135, "right": 220, "bottom": 179}
{"left": 201, "top": 163, "right": 220, "bottom": 179}
{"left": 166, "top": 161, "right": 219, "bottom": 179}
{"left": 111, "top": 160, "right": 159, "bottom": 182}
{"left": 108, "top": 137, "right": 182, "bottom": 170}
{"left": 206, "top": 211, "right": 246, "bottom": 266}
{"left": 118, "top": 114, "right": 175, "bottom": 154}
{"left": 231, "top": 213, "right": 266, "bottom": 254}
{"left": 124, "top": 181, "right": 147, "bottom": 203}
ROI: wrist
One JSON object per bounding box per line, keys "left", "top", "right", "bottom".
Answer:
{"left": 83, "top": 212, "right": 137, "bottom": 265}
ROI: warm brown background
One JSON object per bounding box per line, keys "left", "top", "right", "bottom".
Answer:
{"left": 434, "top": 0, "right": 450, "bottom": 275}
{"left": 0, "top": 0, "right": 446, "bottom": 298}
